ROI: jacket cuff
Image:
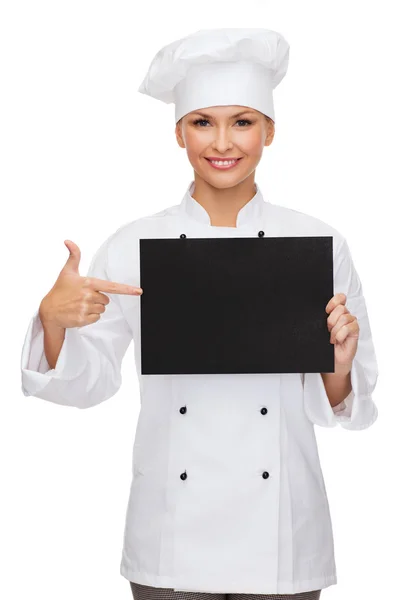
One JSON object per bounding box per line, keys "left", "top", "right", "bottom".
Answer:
{"left": 20, "top": 310, "right": 88, "bottom": 397}
{"left": 331, "top": 398, "right": 347, "bottom": 414}
{"left": 303, "top": 357, "right": 378, "bottom": 430}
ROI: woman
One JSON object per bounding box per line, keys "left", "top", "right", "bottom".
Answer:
{"left": 20, "top": 28, "right": 379, "bottom": 600}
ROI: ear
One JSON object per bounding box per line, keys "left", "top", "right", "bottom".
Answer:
{"left": 264, "top": 121, "right": 275, "bottom": 147}
{"left": 175, "top": 121, "right": 185, "bottom": 149}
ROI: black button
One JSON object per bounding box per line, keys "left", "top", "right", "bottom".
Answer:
{"left": 179, "top": 406, "right": 187, "bottom": 414}
{"left": 260, "top": 407, "right": 268, "bottom": 415}
{"left": 180, "top": 471, "right": 187, "bottom": 480}
{"left": 258, "top": 230, "right": 265, "bottom": 237}
{"left": 180, "top": 233, "right": 187, "bottom": 238}
{"left": 262, "top": 471, "right": 270, "bottom": 479}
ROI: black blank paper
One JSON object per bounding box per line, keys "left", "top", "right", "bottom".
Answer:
{"left": 139, "top": 236, "right": 334, "bottom": 375}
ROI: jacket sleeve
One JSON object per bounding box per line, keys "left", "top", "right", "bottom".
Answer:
{"left": 20, "top": 233, "right": 133, "bottom": 409}
{"left": 302, "top": 236, "right": 379, "bottom": 430}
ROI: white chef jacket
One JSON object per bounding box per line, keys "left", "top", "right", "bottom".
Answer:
{"left": 20, "top": 180, "right": 379, "bottom": 594}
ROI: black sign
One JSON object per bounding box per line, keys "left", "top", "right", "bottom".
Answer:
{"left": 139, "top": 236, "right": 334, "bottom": 375}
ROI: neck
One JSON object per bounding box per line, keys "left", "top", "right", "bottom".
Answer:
{"left": 191, "top": 175, "right": 257, "bottom": 228}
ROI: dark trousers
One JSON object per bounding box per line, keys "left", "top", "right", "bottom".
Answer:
{"left": 130, "top": 581, "right": 322, "bottom": 600}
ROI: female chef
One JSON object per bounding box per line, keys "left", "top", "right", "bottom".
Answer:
{"left": 21, "top": 28, "right": 379, "bottom": 600}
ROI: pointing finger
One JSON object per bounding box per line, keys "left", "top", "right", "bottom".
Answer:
{"left": 86, "top": 277, "right": 142, "bottom": 295}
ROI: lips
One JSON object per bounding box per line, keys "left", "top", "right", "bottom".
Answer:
{"left": 205, "top": 158, "right": 242, "bottom": 162}
{"left": 205, "top": 157, "right": 243, "bottom": 170}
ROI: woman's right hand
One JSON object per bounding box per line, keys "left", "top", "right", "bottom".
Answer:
{"left": 39, "top": 239, "right": 142, "bottom": 330}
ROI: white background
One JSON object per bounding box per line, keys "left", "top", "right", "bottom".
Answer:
{"left": 2, "top": 1, "right": 398, "bottom": 598}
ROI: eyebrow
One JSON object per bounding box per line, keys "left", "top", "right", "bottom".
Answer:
{"left": 191, "top": 110, "right": 255, "bottom": 119}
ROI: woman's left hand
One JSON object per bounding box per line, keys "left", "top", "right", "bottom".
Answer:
{"left": 325, "top": 292, "right": 359, "bottom": 373}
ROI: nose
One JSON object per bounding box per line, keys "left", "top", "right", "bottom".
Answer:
{"left": 211, "top": 128, "right": 234, "bottom": 154}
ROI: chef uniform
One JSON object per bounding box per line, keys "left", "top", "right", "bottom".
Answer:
{"left": 20, "top": 28, "right": 379, "bottom": 597}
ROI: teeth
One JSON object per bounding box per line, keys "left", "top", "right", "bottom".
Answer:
{"left": 210, "top": 159, "right": 238, "bottom": 166}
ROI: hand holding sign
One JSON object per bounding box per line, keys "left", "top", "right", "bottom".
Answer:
{"left": 325, "top": 292, "right": 359, "bottom": 373}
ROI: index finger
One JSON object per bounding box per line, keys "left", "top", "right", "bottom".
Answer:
{"left": 325, "top": 292, "right": 346, "bottom": 313}
{"left": 87, "top": 277, "right": 142, "bottom": 295}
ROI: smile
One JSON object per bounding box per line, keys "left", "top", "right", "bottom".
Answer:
{"left": 205, "top": 158, "right": 242, "bottom": 170}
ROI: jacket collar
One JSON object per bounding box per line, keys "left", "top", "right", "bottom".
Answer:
{"left": 179, "top": 180, "right": 267, "bottom": 228}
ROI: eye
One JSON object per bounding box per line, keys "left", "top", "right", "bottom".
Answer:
{"left": 192, "top": 118, "right": 253, "bottom": 127}
{"left": 193, "top": 119, "right": 210, "bottom": 127}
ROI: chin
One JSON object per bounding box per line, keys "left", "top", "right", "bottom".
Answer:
{"left": 194, "top": 172, "right": 244, "bottom": 190}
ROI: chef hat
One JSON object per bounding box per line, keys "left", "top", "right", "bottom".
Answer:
{"left": 137, "top": 28, "right": 290, "bottom": 124}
